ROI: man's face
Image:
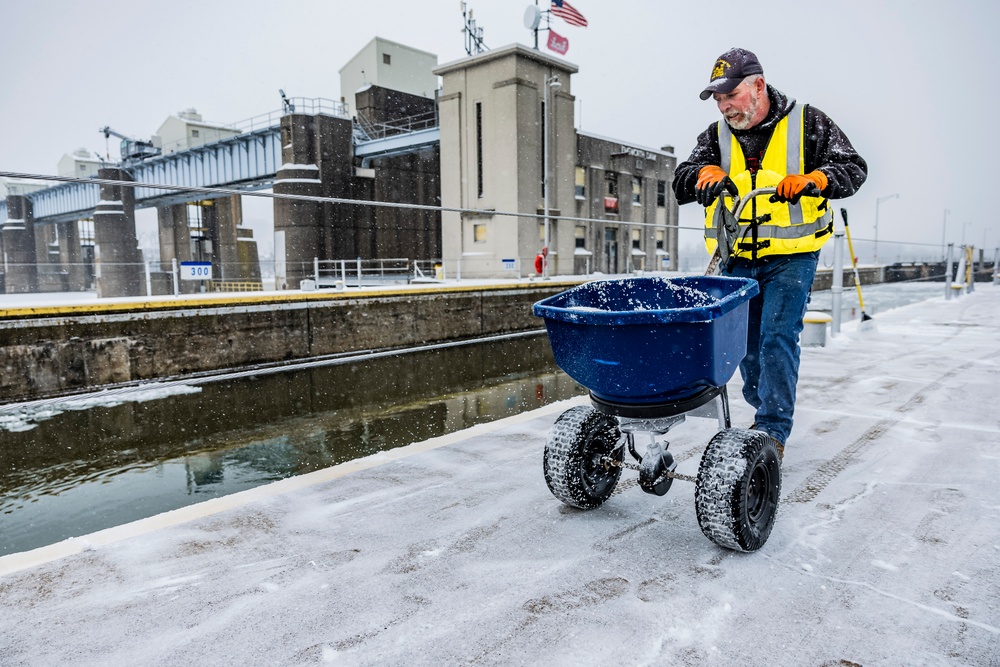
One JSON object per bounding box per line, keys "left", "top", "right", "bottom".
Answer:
{"left": 713, "top": 78, "right": 761, "bottom": 130}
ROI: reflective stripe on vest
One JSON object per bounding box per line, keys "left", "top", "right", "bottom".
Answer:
{"left": 705, "top": 103, "right": 833, "bottom": 257}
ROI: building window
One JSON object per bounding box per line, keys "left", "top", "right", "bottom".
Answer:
{"left": 575, "top": 167, "right": 586, "bottom": 199}
{"left": 187, "top": 204, "right": 203, "bottom": 229}
{"left": 383, "top": 53, "right": 391, "bottom": 65}
{"left": 191, "top": 129, "right": 200, "bottom": 138}
{"left": 632, "top": 177, "right": 642, "bottom": 204}
{"left": 656, "top": 230, "right": 665, "bottom": 251}
{"left": 632, "top": 228, "right": 641, "bottom": 249}
{"left": 474, "top": 223, "right": 487, "bottom": 243}
{"left": 604, "top": 173, "right": 619, "bottom": 213}
{"left": 657, "top": 180, "right": 667, "bottom": 207}
{"left": 79, "top": 164, "right": 87, "bottom": 171}
{"left": 476, "top": 102, "right": 484, "bottom": 198}
{"left": 575, "top": 225, "right": 586, "bottom": 249}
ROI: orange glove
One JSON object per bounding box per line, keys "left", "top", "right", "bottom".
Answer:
{"left": 695, "top": 165, "right": 738, "bottom": 206}
{"left": 774, "top": 170, "right": 828, "bottom": 204}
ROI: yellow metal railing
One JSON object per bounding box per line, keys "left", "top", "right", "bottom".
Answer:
{"left": 208, "top": 280, "right": 263, "bottom": 293}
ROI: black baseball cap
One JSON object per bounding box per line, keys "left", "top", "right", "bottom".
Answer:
{"left": 700, "top": 48, "right": 764, "bottom": 100}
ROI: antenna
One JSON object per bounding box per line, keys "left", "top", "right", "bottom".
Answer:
{"left": 461, "top": 2, "right": 488, "bottom": 55}
{"left": 524, "top": 4, "right": 541, "bottom": 48}
{"left": 279, "top": 89, "right": 294, "bottom": 114}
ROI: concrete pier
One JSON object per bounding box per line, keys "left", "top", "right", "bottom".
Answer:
{"left": 273, "top": 113, "right": 354, "bottom": 290}
{"left": 1, "top": 195, "right": 37, "bottom": 293}
{"left": 93, "top": 168, "right": 146, "bottom": 298}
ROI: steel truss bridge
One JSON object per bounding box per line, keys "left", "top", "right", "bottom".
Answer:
{"left": 1, "top": 100, "right": 440, "bottom": 225}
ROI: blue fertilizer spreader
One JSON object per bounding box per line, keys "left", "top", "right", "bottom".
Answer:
{"left": 533, "top": 274, "right": 783, "bottom": 552}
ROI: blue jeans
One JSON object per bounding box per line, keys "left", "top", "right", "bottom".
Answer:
{"left": 725, "top": 251, "right": 819, "bottom": 445}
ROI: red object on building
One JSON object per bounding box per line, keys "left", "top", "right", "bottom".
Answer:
{"left": 534, "top": 246, "right": 548, "bottom": 275}
{"left": 604, "top": 196, "right": 619, "bottom": 212}
{"left": 547, "top": 29, "right": 569, "bottom": 55}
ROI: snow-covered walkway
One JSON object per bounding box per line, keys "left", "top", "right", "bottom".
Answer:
{"left": 2, "top": 287, "right": 999, "bottom": 666}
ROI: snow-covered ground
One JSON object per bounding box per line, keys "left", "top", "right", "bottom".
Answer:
{"left": 1, "top": 287, "right": 998, "bottom": 666}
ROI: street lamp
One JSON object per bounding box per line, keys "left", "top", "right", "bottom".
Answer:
{"left": 874, "top": 193, "right": 899, "bottom": 265}
{"left": 961, "top": 221, "right": 972, "bottom": 246}
{"left": 542, "top": 74, "right": 561, "bottom": 278}
{"left": 941, "top": 209, "right": 950, "bottom": 261}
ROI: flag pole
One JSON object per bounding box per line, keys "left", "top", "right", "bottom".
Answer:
{"left": 534, "top": 0, "right": 539, "bottom": 49}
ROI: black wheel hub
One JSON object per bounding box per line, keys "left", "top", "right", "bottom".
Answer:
{"left": 580, "top": 432, "right": 620, "bottom": 497}
{"left": 744, "top": 457, "right": 775, "bottom": 524}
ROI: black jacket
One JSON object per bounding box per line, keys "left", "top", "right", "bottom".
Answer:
{"left": 673, "top": 85, "right": 868, "bottom": 204}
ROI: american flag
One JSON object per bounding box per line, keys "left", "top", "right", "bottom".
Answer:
{"left": 551, "top": 0, "right": 588, "bottom": 28}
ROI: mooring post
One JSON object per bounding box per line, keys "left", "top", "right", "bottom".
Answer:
{"left": 831, "top": 232, "right": 845, "bottom": 335}
{"left": 945, "top": 243, "right": 955, "bottom": 300}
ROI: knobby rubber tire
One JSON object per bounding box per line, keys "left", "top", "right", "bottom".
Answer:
{"left": 543, "top": 406, "right": 623, "bottom": 509}
{"left": 695, "top": 428, "right": 781, "bottom": 552}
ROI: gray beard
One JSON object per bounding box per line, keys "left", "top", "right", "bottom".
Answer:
{"left": 726, "top": 92, "right": 759, "bottom": 130}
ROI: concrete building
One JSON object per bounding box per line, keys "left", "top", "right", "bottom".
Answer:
{"left": 57, "top": 148, "right": 105, "bottom": 179}
{"left": 153, "top": 109, "right": 241, "bottom": 155}
{"left": 339, "top": 37, "right": 439, "bottom": 109}
{"left": 434, "top": 44, "right": 677, "bottom": 278}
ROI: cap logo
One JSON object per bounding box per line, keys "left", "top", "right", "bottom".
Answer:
{"left": 711, "top": 59, "right": 731, "bottom": 81}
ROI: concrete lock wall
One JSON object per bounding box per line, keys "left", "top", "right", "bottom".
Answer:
{"left": 0, "top": 282, "right": 577, "bottom": 404}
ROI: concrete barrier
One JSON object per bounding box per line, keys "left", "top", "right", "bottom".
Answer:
{"left": 0, "top": 281, "right": 583, "bottom": 404}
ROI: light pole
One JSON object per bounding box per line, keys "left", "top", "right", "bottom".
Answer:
{"left": 961, "top": 221, "right": 972, "bottom": 246}
{"left": 941, "top": 209, "right": 950, "bottom": 261}
{"left": 874, "top": 193, "right": 899, "bottom": 265}
{"left": 542, "top": 73, "right": 561, "bottom": 278}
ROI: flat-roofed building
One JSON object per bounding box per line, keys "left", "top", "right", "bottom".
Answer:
{"left": 339, "top": 36, "right": 439, "bottom": 110}
{"left": 434, "top": 44, "right": 677, "bottom": 278}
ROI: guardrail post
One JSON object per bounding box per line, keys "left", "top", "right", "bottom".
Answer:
{"left": 144, "top": 260, "right": 152, "bottom": 297}
{"left": 993, "top": 248, "right": 999, "bottom": 286}
{"left": 172, "top": 257, "right": 180, "bottom": 296}
{"left": 954, "top": 245, "right": 967, "bottom": 298}
{"left": 945, "top": 243, "right": 954, "bottom": 300}
{"left": 831, "top": 231, "right": 845, "bottom": 335}
{"left": 314, "top": 257, "right": 319, "bottom": 284}
{"left": 341, "top": 259, "right": 347, "bottom": 285}
{"left": 965, "top": 245, "right": 976, "bottom": 294}
{"left": 356, "top": 257, "right": 362, "bottom": 287}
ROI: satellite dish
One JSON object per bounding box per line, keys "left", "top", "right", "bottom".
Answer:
{"left": 524, "top": 5, "right": 541, "bottom": 30}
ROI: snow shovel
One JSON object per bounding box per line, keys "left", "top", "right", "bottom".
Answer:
{"left": 840, "top": 208, "right": 876, "bottom": 332}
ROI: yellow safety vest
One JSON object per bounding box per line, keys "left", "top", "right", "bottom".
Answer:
{"left": 704, "top": 103, "right": 834, "bottom": 258}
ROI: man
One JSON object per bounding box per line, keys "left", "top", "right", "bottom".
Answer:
{"left": 672, "top": 47, "right": 867, "bottom": 457}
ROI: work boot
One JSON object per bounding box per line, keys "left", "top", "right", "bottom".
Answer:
{"left": 750, "top": 425, "right": 784, "bottom": 461}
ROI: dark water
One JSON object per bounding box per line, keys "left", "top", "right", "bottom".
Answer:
{"left": 0, "top": 334, "right": 584, "bottom": 556}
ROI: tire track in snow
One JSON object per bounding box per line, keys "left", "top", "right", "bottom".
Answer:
{"left": 785, "top": 360, "right": 976, "bottom": 504}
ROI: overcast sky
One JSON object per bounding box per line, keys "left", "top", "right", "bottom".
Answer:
{"left": 2, "top": 0, "right": 998, "bottom": 258}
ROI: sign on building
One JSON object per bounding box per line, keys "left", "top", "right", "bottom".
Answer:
{"left": 180, "top": 261, "right": 212, "bottom": 280}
